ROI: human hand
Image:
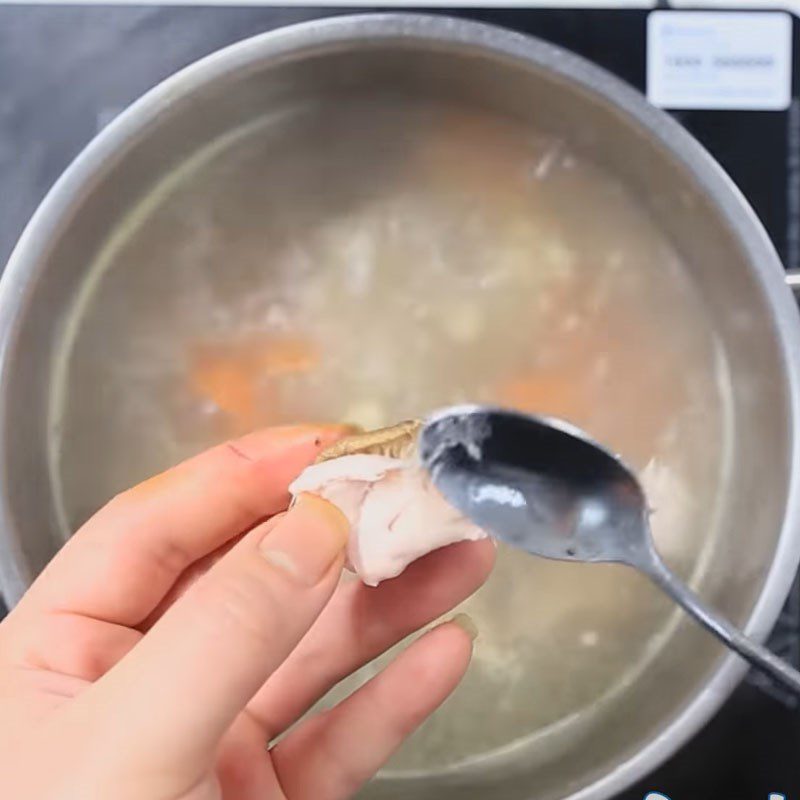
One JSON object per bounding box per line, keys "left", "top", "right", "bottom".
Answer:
{"left": 0, "top": 425, "right": 494, "bottom": 799}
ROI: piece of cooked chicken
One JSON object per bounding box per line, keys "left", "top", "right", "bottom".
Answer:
{"left": 289, "top": 420, "right": 487, "bottom": 586}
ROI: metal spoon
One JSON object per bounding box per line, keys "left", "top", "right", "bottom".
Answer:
{"left": 419, "top": 404, "right": 800, "bottom": 696}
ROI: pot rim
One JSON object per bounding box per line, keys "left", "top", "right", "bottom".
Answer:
{"left": 2, "top": 13, "right": 800, "bottom": 800}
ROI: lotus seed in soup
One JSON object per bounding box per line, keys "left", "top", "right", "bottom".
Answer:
{"left": 52, "top": 99, "right": 728, "bottom": 770}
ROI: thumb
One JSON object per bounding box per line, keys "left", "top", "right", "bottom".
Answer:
{"left": 91, "top": 494, "right": 348, "bottom": 761}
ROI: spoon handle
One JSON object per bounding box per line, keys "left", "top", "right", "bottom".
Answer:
{"left": 645, "top": 555, "right": 800, "bottom": 696}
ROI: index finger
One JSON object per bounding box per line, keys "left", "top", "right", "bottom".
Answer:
{"left": 17, "top": 425, "right": 350, "bottom": 628}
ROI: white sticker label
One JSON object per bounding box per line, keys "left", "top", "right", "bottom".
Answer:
{"left": 647, "top": 11, "right": 793, "bottom": 111}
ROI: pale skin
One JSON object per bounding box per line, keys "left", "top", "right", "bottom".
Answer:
{"left": 0, "top": 424, "right": 495, "bottom": 799}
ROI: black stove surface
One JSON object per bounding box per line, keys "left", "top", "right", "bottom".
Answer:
{"left": 1, "top": 6, "right": 799, "bottom": 798}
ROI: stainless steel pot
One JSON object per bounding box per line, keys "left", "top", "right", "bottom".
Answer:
{"left": 2, "top": 14, "right": 800, "bottom": 800}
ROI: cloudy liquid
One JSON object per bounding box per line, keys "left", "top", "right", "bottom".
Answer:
{"left": 51, "top": 98, "right": 728, "bottom": 772}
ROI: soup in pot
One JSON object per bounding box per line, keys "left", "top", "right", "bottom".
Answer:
{"left": 50, "top": 98, "right": 729, "bottom": 772}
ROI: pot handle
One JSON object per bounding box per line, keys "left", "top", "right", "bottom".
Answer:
{"left": 787, "top": 269, "right": 800, "bottom": 296}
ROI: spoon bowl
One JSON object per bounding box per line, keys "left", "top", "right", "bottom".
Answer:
{"left": 420, "top": 406, "right": 653, "bottom": 568}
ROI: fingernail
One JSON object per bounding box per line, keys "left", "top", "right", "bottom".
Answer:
{"left": 311, "top": 424, "right": 362, "bottom": 449}
{"left": 284, "top": 424, "right": 357, "bottom": 444}
{"left": 445, "top": 613, "right": 478, "bottom": 642}
{"left": 259, "top": 493, "right": 349, "bottom": 585}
